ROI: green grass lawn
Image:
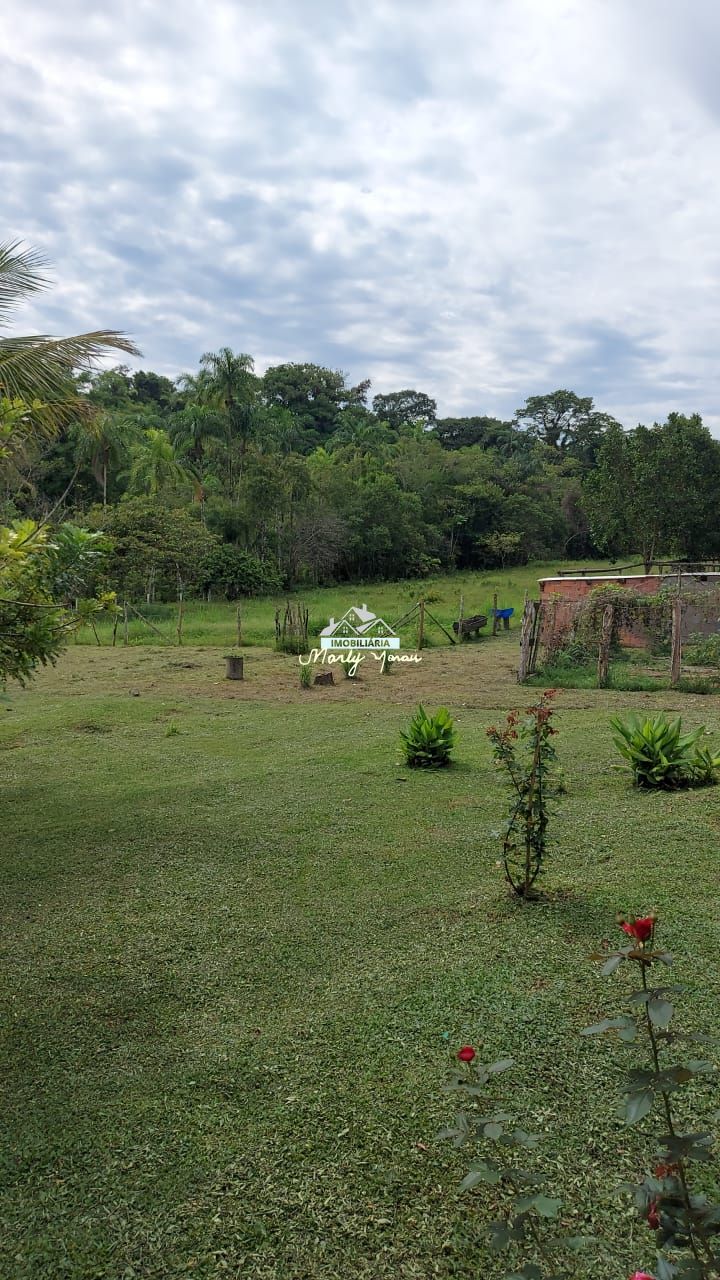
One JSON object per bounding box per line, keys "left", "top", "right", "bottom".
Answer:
{"left": 1, "top": 638, "right": 719, "bottom": 1278}
{"left": 78, "top": 559, "right": 614, "bottom": 649}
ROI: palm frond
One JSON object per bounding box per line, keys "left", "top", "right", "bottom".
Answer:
{"left": 0, "top": 240, "right": 51, "bottom": 324}
{"left": 0, "top": 331, "right": 141, "bottom": 402}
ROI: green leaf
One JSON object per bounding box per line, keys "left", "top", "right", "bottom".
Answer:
{"left": 624, "top": 1089, "right": 654, "bottom": 1124}
{"left": 581, "top": 1014, "right": 636, "bottom": 1038}
{"left": 511, "top": 1129, "right": 541, "bottom": 1149}
{"left": 684, "top": 1058, "right": 716, "bottom": 1075}
{"left": 562, "top": 1234, "right": 596, "bottom": 1251}
{"left": 483, "top": 1121, "right": 504, "bottom": 1139}
{"left": 488, "top": 1221, "right": 512, "bottom": 1252}
{"left": 648, "top": 997, "right": 674, "bottom": 1028}
{"left": 534, "top": 1194, "right": 563, "bottom": 1219}
{"left": 487, "top": 1058, "right": 515, "bottom": 1074}
{"left": 513, "top": 1192, "right": 562, "bottom": 1218}
{"left": 600, "top": 954, "right": 623, "bottom": 975}
{"left": 660, "top": 1132, "right": 714, "bottom": 1162}
{"left": 459, "top": 1163, "right": 501, "bottom": 1191}
{"left": 655, "top": 1259, "right": 677, "bottom": 1280}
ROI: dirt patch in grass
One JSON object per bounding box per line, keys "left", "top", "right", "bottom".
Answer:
{"left": 19, "top": 637, "right": 720, "bottom": 717}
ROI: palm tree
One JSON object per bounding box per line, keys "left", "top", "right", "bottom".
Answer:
{"left": 123, "top": 427, "right": 195, "bottom": 497}
{"left": 198, "top": 348, "right": 257, "bottom": 488}
{"left": 0, "top": 240, "right": 139, "bottom": 417}
{"left": 169, "top": 402, "right": 225, "bottom": 521}
{"left": 72, "top": 411, "right": 140, "bottom": 506}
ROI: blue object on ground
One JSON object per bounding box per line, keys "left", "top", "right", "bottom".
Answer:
{"left": 492, "top": 607, "right": 514, "bottom": 619}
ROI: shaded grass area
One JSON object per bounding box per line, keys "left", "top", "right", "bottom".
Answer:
{"left": 1, "top": 649, "right": 719, "bottom": 1278}
{"left": 530, "top": 656, "right": 720, "bottom": 694}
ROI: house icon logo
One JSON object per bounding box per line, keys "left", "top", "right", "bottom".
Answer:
{"left": 320, "top": 603, "right": 401, "bottom": 650}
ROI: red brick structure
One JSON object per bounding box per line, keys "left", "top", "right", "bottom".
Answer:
{"left": 539, "top": 573, "right": 720, "bottom": 648}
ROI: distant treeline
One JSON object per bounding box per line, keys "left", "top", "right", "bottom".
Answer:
{"left": 7, "top": 351, "right": 720, "bottom": 599}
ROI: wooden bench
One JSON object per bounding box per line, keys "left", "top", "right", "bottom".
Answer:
{"left": 452, "top": 613, "right": 487, "bottom": 638}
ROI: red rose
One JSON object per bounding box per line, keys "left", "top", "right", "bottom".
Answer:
{"left": 654, "top": 1162, "right": 678, "bottom": 1178}
{"left": 629, "top": 1273, "right": 656, "bottom": 1280}
{"left": 646, "top": 1200, "right": 660, "bottom": 1230}
{"left": 457, "top": 1045, "right": 476, "bottom": 1063}
{"left": 621, "top": 916, "right": 655, "bottom": 943}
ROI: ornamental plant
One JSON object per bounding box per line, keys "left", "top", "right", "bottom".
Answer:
{"left": 583, "top": 914, "right": 720, "bottom": 1279}
{"left": 439, "top": 1046, "right": 587, "bottom": 1279}
{"left": 610, "top": 713, "right": 720, "bottom": 790}
{"left": 400, "top": 704, "right": 456, "bottom": 768}
{"left": 487, "top": 691, "right": 561, "bottom": 897}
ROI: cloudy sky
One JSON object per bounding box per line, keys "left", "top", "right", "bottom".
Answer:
{"left": 4, "top": 0, "right": 720, "bottom": 425}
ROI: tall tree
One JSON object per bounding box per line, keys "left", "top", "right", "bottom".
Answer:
{"left": 197, "top": 348, "right": 257, "bottom": 487}
{"left": 169, "top": 402, "right": 225, "bottom": 520}
{"left": 371, "top": 389, "right": 436, "bottom": 430}
{"left": 92, "top": 499, "right": 218, "bottom": 601}
{"left": 123, "top": 427, "right": 193, "bottom": 498}
{"left": 583, "top": 414, "right": 720, "bottom": 571}
{"left": 432, "top": 415, "right": 520, "bottom": 454}
{"left": 72, "top": 411, "right": 139, "bottom": 506}
{"left": 262, "top": 363, "right": 368, "bottom": 446}
{"left": 513, "top": 390, "right": 619, "bottom": 463}
{"left": 131, "top": 369, "right": 176, "bottom": 410}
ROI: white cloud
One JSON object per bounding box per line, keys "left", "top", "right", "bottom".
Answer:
{"left": 3, "top": 0, "right": 720, "bottom": 427}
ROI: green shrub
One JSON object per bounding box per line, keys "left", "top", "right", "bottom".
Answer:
{"left": 200, "top": 544, "right": 282, "bottom": 599}
{"left": 610, "top": 712, "right": 720, "bottom": 789}
{"left": 683, "top": 631, "right": 720, "bottom": 667}
{"left": 400, "top": 705, "right": 456, "bottom": 768}
{"left": 548, "top": 638, "right": 594, "bottom": 670}
{"left": 299, "top": 663, "right": 313, "bottom": 689}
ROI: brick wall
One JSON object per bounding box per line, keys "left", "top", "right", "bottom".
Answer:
{"left": 538, "top": 574, "right": 720, "bottom": 648}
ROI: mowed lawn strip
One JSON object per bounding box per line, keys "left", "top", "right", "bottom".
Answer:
{"left": 1, "top": 653, "right": 719, "bottom": 1278}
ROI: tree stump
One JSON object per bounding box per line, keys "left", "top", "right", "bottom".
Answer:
{"left": 314, "top": 670, "right": 334, "bottom": 686}
{"left": 224, "top": 654, "right": 244, "bottom": 680}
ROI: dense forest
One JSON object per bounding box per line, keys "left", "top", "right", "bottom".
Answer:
{"left": 6, "top": 351, "right": 720, "bottom": 602}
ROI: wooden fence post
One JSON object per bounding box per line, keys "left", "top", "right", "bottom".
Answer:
{"left": 236, "top": 604, "right": 242, "bottom": 648}
{"left": 670, "top": 596, "right": 682, "bottom": 687}
{"left": 123, "top": 601, "right": 129, "bottom": 647}
{"left": 597, "top": 603, "right": 614, "bottom": 688}
{"left": 417, "top": 598, "right": 425, "bottom": 651}
{"left": 492, "top": 591, "right": 498, "bottom": 636}
{"left": 518, "top": 600, "right": 534, "bottom": 682}
{"left": 458, "top": 593, "right": 464, "bottom": 642}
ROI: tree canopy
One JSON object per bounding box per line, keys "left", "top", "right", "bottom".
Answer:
{"left": 4, "top": 271, "right": 720, "bottom": 623}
